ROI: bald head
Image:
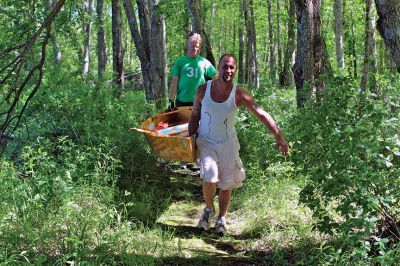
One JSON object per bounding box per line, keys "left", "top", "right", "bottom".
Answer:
{"left": 219, "top": 54, "right": 237, "bottom": 66}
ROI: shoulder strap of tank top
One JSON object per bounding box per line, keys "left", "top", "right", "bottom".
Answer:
{"left": 205, "top": 80, "right": 212, "bottom": 100}
{"left": 230, "top": 83, "right": 238, "bottom": 107}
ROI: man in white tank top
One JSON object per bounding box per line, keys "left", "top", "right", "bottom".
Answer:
{"left": 189, "top": 54, "right": 289, "bottom": 236}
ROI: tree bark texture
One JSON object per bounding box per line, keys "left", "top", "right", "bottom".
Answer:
{"left": 243, "top": 0, "right": 259, "bottom": 88}
{"left": 293, "top": 0, "right": 329, "bottom": 108}
{"left": 238, "top": 0, "right": 245, "bottom": 84}
{"left": 375, "top": 0, "right": 400, "bottom": 73}
{"left": 123, "top": 0, "right": 151, "bottom": 100}
{"left": 97, "top": 0, "right": 107, "bottom": 79}
{"left": 112, "top": 0, "right": 124, "bottom": 87}
{"left": 186, "top": 0, "right": 216, "bottom": 66}
{"left": 277, "top": 0, "right": 282, "bottom": 76}
{"left": 361, "top": 0, "right": 377, "bottom": 90}
{"left": 351, "top": 10, "right": 358, "bottom": 78}
{"left": 82, "top": 0, "right": 94, "bottom": 77}
{"left": 123, "top": 0, "right": 167, "bottom": 104}
{"left": 334, "top": 0, "right": 345, "bottom": 69}
{"left": 208, "top": 0, "right": 215, "bottom": 40}
{"left": 149, "top": 3, "right": 167, "bottom": 108}
{"left": 281, "top": 0, "right": 295, "bottom": 86}
{"left": 267, "top": 0, "right": 276, "bottom": 84}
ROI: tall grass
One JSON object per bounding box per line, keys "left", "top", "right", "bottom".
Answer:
{"left": 0, "top": 135, "right": 181, "bottom": 264}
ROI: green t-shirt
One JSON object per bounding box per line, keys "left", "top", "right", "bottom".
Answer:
{"left": 172, "top": 56, "right": 217, "bottom": 103}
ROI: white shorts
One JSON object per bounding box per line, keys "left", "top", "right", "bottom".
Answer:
{"left": 196, "top": 135, "right": 245, "bottom": 190}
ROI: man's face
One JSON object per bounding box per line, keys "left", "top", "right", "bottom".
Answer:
{"left": 219, "top": 56, "right": 237, "bottom": 82}
{"left": 187, "top": 40, "right": 201, "bottom": 58}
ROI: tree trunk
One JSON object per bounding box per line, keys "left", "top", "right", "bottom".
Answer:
{"left": 387, "top": 43, "right": 396, "bottom": 72}
{"left": 267, "top": 0, "right": 276, "bottom": 84}
{"left": 351, "top": 11, "right": 358, "bottom": 78}
{"left": 82, "top": 0, "right": 94, "bottom": 77}
{"left": 186, "top": 0, "right": 216, "bottom": 66}
{"left": 112, "top": 0, "right": 124, "bottom": 88}
{"left": 262, "top": 37, "right": 268, "bottom": 73}
{"left": 97, "top": 0, "right": 107, "bottom": 80}
{"left": 243, "top": 0, "right": 259, "bottom": 88}
{"left": 208, "top": 0, "right": 215, "bottom": 40}
{"left": 375, "top": 0, "right": 400, "bottom": 73}
{"left": 281, "top": 0, "right": 295, "bottom": 86}
{"left": 149, "top": 2, "right": 167, "bottom": 108}
{"left": 125, "top": 23, "right": 130, "bottom": 71}
{"left": 243, "top": 0, "right": 249, "bottom": 83}
{"left": 361, "top": 0, "right": 377, "bottom": 90}
{"left": 238, "top": 0, "right": 245, "bottom": 84}
{"left": 334, "top": 0, "right": 345, "bottom": 69}
{"left": 276, "top": 0, "right": 282, "bottom": 76}
{"left": 344, "top": 0, "right": 357, "bottom": 78}
{"left": 238, "top": 0, "right": 246, "bottom": 84}
{"left": 250, "top": 0, "right": 259, "bottom": 88}
{"left": 293, "top": 0, "right": 329, "bottom": 108}
{"left": 123, "top": 0, "right": 167, "bottom": 105}
{"left": 122, "top": 0, "right": 151, "bottom": 100}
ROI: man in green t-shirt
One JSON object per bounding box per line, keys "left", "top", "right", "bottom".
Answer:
{"left": 168, "top": 33, "right": 218, "bottom": 109}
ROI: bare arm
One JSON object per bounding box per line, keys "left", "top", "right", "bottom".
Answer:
{"left": 188, "top": 84, "right": 206, "bottom": 136}
{"left": 168, "top": 76, "right": 179, "bottom": 101}
{"left": 237, "top": 87, "right": 289, "bottom": 156}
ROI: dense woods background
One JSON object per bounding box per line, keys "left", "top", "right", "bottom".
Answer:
{"left": 1, "top": 0, "right": 399, "bottom": 264}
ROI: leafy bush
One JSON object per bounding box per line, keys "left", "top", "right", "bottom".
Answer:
{"left": 291, "top": 76, "right": 400, "bottom": 256}
{"left": 236, "top": 85, "right": 296, "bottom": 165}
{"left": 12, "top": 72, "right": 160, "bottom": 177}
{"left": 0, "top": 137, "right": 116, "bottom": 261}
{"left": 0, "top": 137, "right": 178, "bottom": 264}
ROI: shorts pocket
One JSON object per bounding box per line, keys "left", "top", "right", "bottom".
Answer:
{"left": 234, "top": 157, "right": 245, "bottom": 183}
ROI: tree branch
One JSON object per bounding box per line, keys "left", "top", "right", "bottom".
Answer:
{"left": 0, "top": 0, "right": 65, "bottom": 141}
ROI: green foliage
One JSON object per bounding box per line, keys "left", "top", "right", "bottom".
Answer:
{"left": 0, "top": 136, "right": 178, "bottom": 264}
{"left": 0, "top": 69, "right": 182, "bottom": 263}
{"left": 291, "top": 76, "right": 400, "bottom": 255}
{"left": 12, "top": 70, "right": 160, "bottom": 177}
{"left": 0, "top": 137, "right": 116, "bottom": 263}
{"left": 237, "top": 85, "right": 296, "bottom": 165}
{"left": 2, "top": 0, "right": 400, "bottom": 263}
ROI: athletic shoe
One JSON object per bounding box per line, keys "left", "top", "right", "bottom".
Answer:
{"left": 197, "top": 207, "right": 214, "bottom": 231}
{"left": 215, "top": 216, "right": 227, "bottom": 236}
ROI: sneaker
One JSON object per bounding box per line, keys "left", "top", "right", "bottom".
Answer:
{"left": 215, "top": 217, "right": 227, "bottom": 236}
{"left": 197, "top": 207, "right": 214, "bottom": 231}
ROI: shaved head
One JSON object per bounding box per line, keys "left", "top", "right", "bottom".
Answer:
{"left": 219, "top": 54, "right": 237, "bottom": 66}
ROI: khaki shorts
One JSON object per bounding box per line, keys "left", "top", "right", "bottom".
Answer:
{"left": 196, "top": 135, "right": 245, "bottom": 190}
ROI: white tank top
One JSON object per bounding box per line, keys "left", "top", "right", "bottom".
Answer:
{"left": 198, "top": 80, "right": 238, "bottom": 143}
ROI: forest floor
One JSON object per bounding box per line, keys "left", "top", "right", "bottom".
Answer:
{"left": 155, "top": 165, "right": 299, "bottom": 265}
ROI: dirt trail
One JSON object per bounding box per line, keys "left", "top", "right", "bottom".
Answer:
{"left": 156, "top": 168, "right": 265, "bottom": 265}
